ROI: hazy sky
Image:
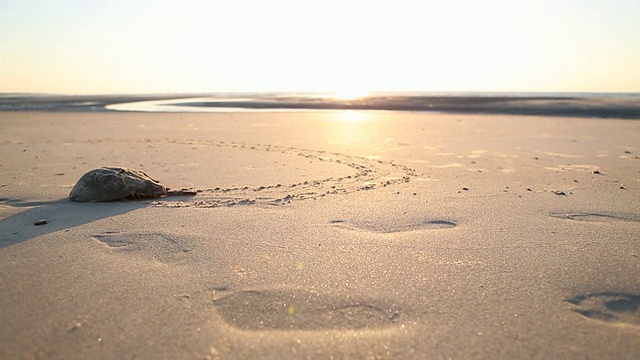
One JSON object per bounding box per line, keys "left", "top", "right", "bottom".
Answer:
{"left": 1, "top": 0, "right": 639, "bottom": 95}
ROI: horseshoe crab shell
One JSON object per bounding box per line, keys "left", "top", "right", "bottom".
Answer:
{"left": 70, "top": 167, "right": 171, "bottom": 202}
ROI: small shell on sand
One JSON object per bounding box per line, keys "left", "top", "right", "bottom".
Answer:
{"left": 69, "top": 167, "right": 170, "bottom": 202}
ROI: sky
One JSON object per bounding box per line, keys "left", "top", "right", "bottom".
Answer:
{"left": 1, "top": 0, "right": 639, "bottom": 95}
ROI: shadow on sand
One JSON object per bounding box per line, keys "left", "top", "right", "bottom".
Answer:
{"left": 0, "top": 197, "right": 147, "bottom": 249}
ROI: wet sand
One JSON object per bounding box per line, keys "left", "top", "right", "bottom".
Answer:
{"left": 1, "top": 111, "right": 639, "bottom": 359}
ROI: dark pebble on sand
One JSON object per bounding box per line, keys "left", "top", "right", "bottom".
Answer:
{"left": 34, "top": 219, "right": 48, "bottom": 226}
{"left": 552, "top": 191, "right": 567, "bottom": 196}
{"left": 462, "top": 187, "right": 469, "bottom": 191}
{"left": 593, "top": 170, "right": 603, "bottom": 175}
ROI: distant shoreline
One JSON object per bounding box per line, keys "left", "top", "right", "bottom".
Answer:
{"left": 1, "top": 93, "right": 640, "bottom": 119}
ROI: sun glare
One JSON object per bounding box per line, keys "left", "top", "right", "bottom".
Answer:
{"left": 332, "top": 89, "right": 371, "bottom": 100}
{"left": 333, "top": 110, "right": 370, "bottom": 122}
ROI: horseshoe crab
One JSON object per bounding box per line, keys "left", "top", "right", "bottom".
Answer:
{"left": 69, "top": 167, "right": 196, "bottom": 202}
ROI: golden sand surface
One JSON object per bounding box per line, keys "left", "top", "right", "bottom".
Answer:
{"left": 1, "top": 111, "right": 639, "bottom": 359}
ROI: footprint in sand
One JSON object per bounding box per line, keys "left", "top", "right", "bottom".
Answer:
{"left": 549, "top": 212, "right": 640, "bottom": 223}
{"left": 92, "top": 231, "right": 191, "bottom": 263}
{"left": 331, "top": 218, "right": 457, "bottom": 233}
{"left": 213, "top": 289, "right": 401, "bottom": 330}
{"left": 567, "top": 292, "right": 640, "bottom": 328}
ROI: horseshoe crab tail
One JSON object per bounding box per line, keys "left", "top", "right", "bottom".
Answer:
{"left": 167, "top": 189, "right": 198, "bottom": 197}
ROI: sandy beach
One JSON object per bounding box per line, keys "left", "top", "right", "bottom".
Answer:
{"left": 1, "top": 110, "right": 639, "bottom": 359}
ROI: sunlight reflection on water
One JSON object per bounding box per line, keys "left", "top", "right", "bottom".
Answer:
{"left": 106, "top": 97, "right": 252, "bottom": 112}
{"left": 106, "top": 97, "right": 387, "bottom": 117}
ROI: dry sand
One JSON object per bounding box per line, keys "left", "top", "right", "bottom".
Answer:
{"left": 1, "top": 111, "right": 639, "bottom": 359}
